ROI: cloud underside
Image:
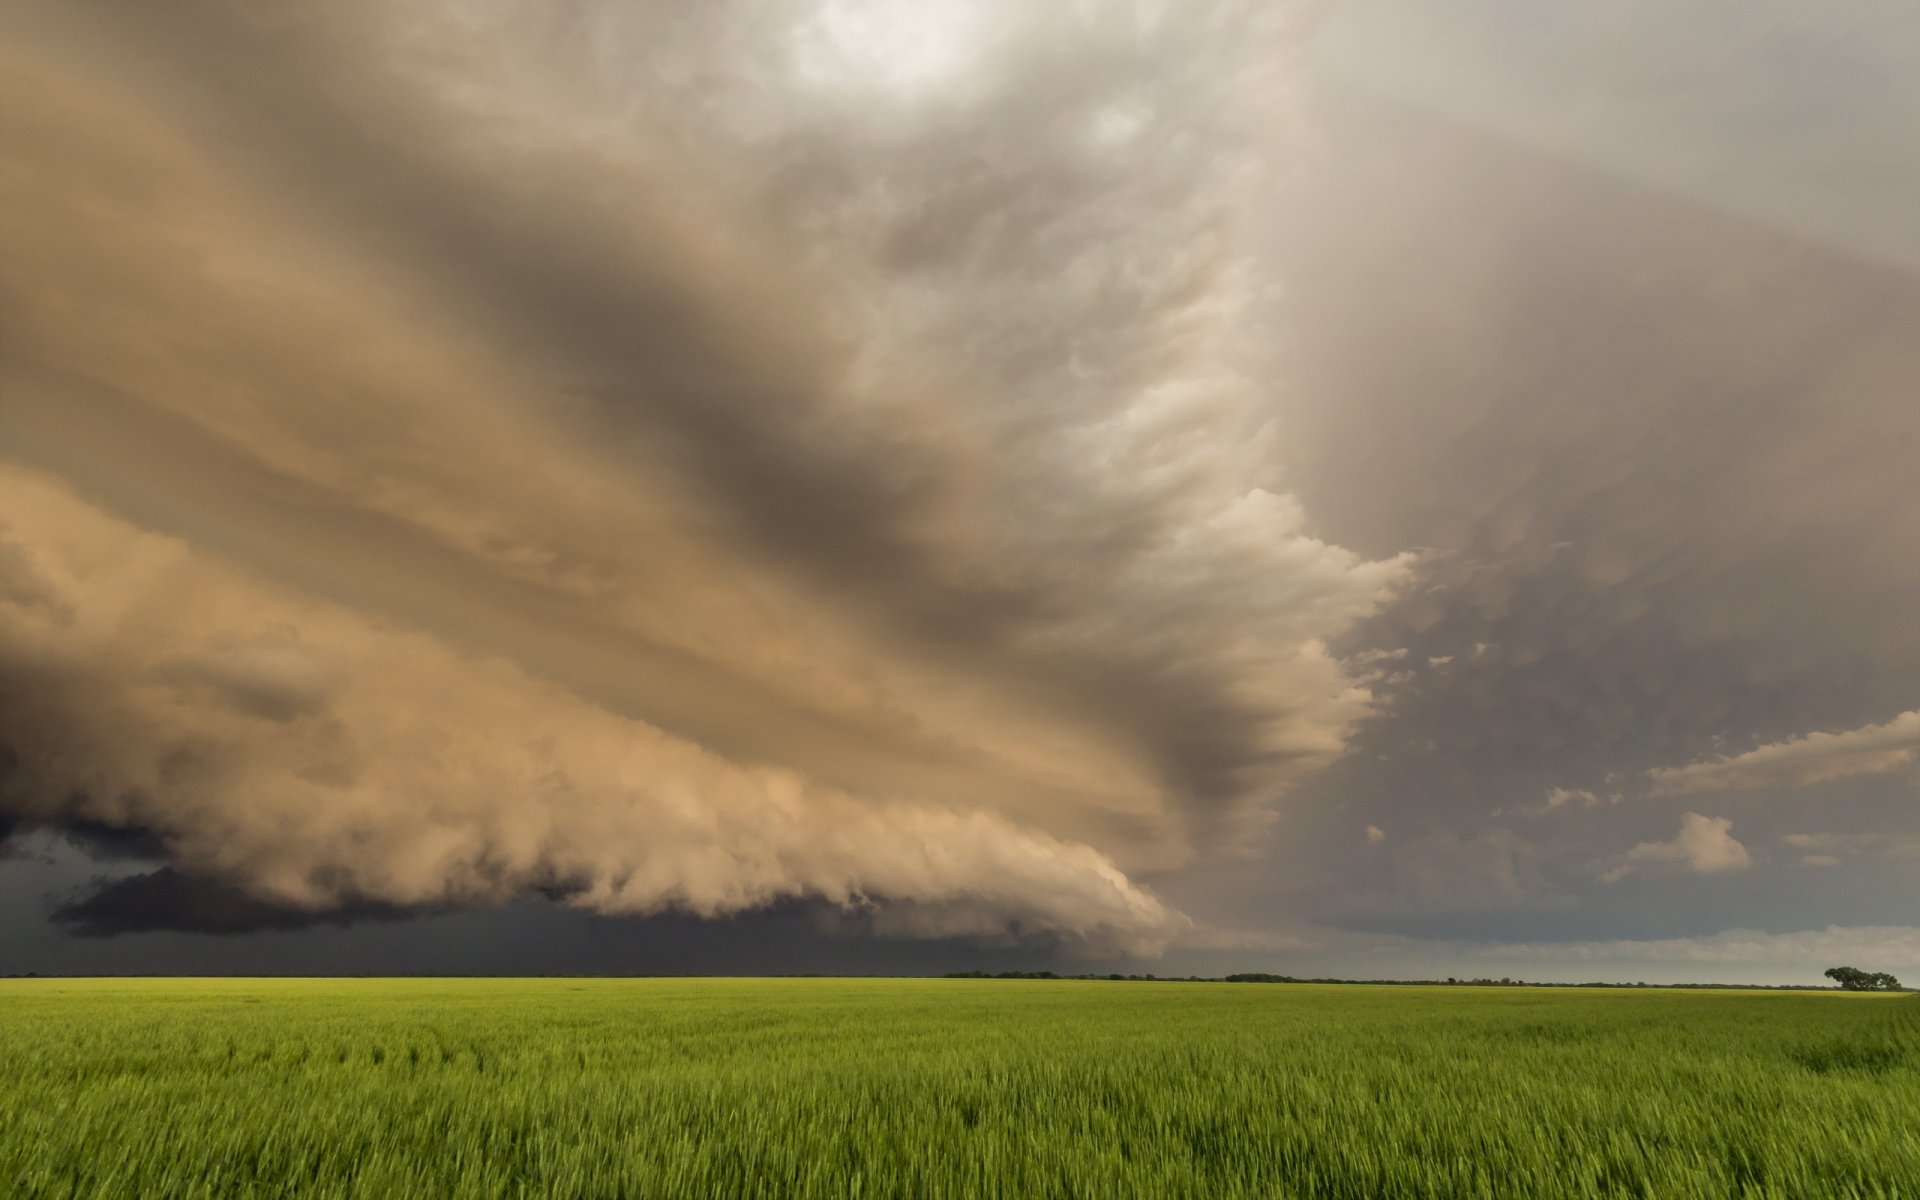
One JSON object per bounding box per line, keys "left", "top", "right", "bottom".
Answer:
{"left": 48, "top": 868, "right": 419, "bottom": 938}
{"left": 0, "top": 2, "right": 1406, "bottom": 950}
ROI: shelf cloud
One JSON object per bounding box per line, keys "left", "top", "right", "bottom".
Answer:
{"left": 0, "top": 1, "right": 1407, "bottom": 952}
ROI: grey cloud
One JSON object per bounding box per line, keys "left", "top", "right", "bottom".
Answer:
{"left": 1393, "top": 829, "right": 1542, "bottom": 912}
{"left": 1305, "top": 827, "right": 1551, "bottom": 922}
{"left": 1319, "top": 0, "right": 1920, "bottom": 273}
{"left": 1271, "top": 43, "right": 1920, "bottom": 766}
{"left": 1193, "top": 9, "right": 1920, "bottom": 943}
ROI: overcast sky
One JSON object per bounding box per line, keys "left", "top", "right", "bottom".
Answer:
{"left": 3, "top": 1, "right": 1915, "bottom": 984}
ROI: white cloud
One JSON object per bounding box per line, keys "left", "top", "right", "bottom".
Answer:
{"left": 1781, "top": 831, "right": 1920, "bottom": 866}
{"left": 1546, "top": 787, "right": 1601, "bottom": 810}
{"left": 1486, "top": 925, "right": 1920, "bottom": 969}
{"left": 794, "top": 0, "right": 993, "bottom": 100}
{"left": 1599, "top": 812, "right": 1751, "bottom": 883}
{"left": 1648, "top": 710, "right": 1920, "bottom": 796}
{"left": 1496, "top": 786, "right": 1615, "bottom": 817}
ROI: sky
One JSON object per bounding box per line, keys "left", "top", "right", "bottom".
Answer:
{"left": 2, "top": 0, "right": 1915, "bottom": 985}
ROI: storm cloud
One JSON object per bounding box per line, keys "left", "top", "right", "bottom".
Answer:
{"left": 0, "top": 1, "right": 1407, "bottom": 955}
{"left": 2, "top": 2, "right": 1916, "bottom": 981}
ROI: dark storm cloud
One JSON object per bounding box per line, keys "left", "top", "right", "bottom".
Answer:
{"left": 0, "top": 0, "right": 1406, "bottom": 954}
{"left": 51, "top": 868, "right": 419, "bottom": 938}
{"left": 56, "top": 819, "right": 172, "bottom": 865}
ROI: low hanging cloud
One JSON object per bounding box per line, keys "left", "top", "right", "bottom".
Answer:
{"left": 0, "top": 2, "right": 1406, "bottom": 950}
{"left": 0, "top": 454, "right": 1188, "bottom": 951}
{"left": 1647, "top": 710, "right": 1920, "bottom": 796}
{"left": 1598, "top": 813, "right": 1751, "bottom": 883}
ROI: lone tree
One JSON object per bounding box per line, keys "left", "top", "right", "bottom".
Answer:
{"left": 1825, "top": 966, "right": 1902, "bottom": 991}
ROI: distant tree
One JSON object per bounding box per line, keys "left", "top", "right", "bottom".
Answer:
{"left": 1826, "top": 966, "right": 1870, "bottom": 990}
{"left": 1825, "top": 966, "right": 1901, "bottom": 991}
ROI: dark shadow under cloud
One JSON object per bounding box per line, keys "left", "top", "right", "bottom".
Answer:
{"left": 51, "top": 868, "right": 422, "bottom": 939}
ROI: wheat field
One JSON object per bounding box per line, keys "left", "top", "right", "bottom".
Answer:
{"left": 0, "top": 977, "right": 1914, "bottom": 1197}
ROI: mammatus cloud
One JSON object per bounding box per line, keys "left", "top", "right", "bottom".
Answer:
{"left": 0, "top": 2, "right": 1406, "bottom": 951}
{"left": 1647, "top": 710, "right": 1920, "bottom": 796}
{"left": 1598, "top": 813, "right": 1750, "bottom": 883}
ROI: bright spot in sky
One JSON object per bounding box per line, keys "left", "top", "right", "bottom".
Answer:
{"left": 1089, "top": 104, "right": 1148, "bottom": 147}
{"left": 795, "top": 0, "right": 993, "bottom": 98}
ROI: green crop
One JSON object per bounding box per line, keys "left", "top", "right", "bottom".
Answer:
{"left": 0, "top": 978, "right": 1914, "bottom": 1197}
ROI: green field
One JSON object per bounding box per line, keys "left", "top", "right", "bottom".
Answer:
{"left": 0, "top": 978, "right": 1914, "bottom": 1198}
